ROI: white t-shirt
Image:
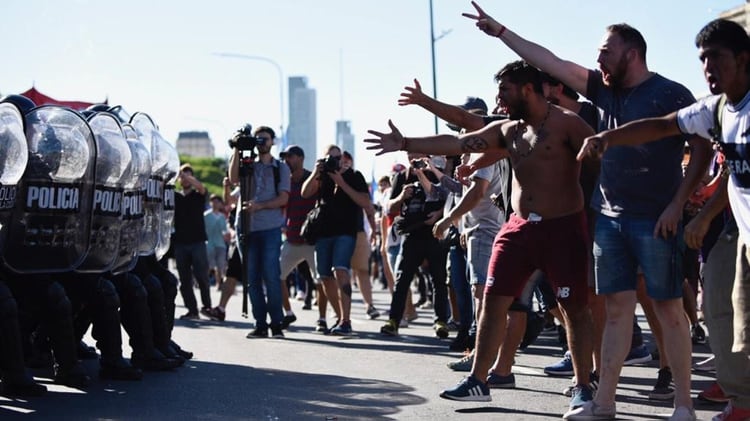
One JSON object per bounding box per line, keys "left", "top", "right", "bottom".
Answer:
{"left": 677, "top": 90, "right": 750, "bottom": 241}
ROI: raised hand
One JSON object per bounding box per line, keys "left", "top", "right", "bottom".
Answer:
{"left": 365, "top": 120, "right": 405, "bottom": 156}
{"left": 462, "top": 1, "right": 504, "bottom": 37}
{"left": 577, "top": 135, "right": 607, "bottom": 161}
{"left": 398, "top": 79, "right": 428, "bottom": 107}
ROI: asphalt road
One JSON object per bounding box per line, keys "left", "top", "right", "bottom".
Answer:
{"left": 0, "top": 283, "right": 723, "bottom": 420}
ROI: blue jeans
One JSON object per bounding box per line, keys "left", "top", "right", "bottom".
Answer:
{"left": 243, "top": 227, "right": 283, "bottom": 329}
{"left": 449, "top": 245, "right": 472, "bottom": 333}
{"left": 593, "top": 213, "right": 684, "bottom": 300}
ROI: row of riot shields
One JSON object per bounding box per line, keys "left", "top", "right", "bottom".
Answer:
{"left": 0, "top": 97, "right": 180, "bottom": 276}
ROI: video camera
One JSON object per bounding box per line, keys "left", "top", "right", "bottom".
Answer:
{"left": 227, "top": 124, "right": 265, "bottom": 152}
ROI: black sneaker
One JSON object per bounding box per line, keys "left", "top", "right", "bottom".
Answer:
{"left": 315, "top": 319, "right": 328, "bottom": 333}
{"left": 691, "top": 323, "right": 707, "bottom": 344}
{"left": 649, "top": 367, "right": 675, "bottom": 400}
{"left": 246, "top": 328, "right": 268, "bottom": 339}
{"left": 271, "top": 324, "right": 285, "bottom": 339}
{"left": 380, "top": 319, "right": 399, "bottom": 336}
{"left": 450, "top": 330, "right": 470, "bottom": 352}
{"left": 281, "top": 314, "right": 297, "bottom": 330}
{"left": 179, "top": 311, "right": 200, "bottom": 320}
{"left": 367, "top": 306, "right": 381, "bottom": 319}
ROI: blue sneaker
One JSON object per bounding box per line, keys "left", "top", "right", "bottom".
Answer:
{"left": 623, "top": 344, "right": 652, "bottom": 366}
{"left": 569, "top": 384, "right": 594, "bottom": 408}
{"left": 330, "top": 321, "right": 352, "bottom": 336}
{"left": 544, "top": 351, "right": 574, "bottom": 376}
{"left": 486, "top": 372, "right": 515, "bottom": 389}
{"left": 439, "top": 375, "right": 491, "bottom": 402}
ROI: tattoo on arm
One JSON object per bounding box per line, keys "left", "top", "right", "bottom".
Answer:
{"left": 461, "top": 136, "right": 489, "bottom": 153}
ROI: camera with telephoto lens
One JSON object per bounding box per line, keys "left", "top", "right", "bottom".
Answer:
{"left": 411, "top": 159, "right": 427, "bottom": 170}
{"left": 393, "top": 182, "right": 428, "bottom": 235}
{"left": 321, "top": 155, "right": 341, "bottom": 173}
{"left": 227, "top": 124, "right": 265, "bottom": 151}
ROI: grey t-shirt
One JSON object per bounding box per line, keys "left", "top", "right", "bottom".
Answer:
{"left": 585, "top": 70, "right": 695, "bottom": 218}
{"left": 240, "top": 158, "right": 291, "bottom": 232}
{"left": 463, "top": 159, "right": 510, "bottom": 236}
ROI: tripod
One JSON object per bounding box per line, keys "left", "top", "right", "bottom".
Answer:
{"left": 236, "top": 147, "right": 257, "bottom": 318}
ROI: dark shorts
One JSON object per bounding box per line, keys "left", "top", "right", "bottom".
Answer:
{"left": 485, "top": 211, "right": 589, "bottom": 309}
{"left": 225, "top": 245, "right": 242, "bottom": 280}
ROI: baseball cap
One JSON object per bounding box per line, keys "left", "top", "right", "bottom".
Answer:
{"left": 447, "top": 97, "right": 488, "bottom": 131}
{"left": 280, "top": 145, "right": 304, "bottom": 158}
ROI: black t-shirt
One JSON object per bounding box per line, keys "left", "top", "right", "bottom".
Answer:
{"left": 389, "top": 169, "right": 445, "bottom": 236}
{"left": 319, "top": 169, "right": 369, "bottom": 238}
{"left": 173, "top": 189, "right": 207, "bottom": 244}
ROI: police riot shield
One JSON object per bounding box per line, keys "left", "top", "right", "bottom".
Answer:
{"left": 0, "top": 103, "right": 30, "bottom": 254}
{"left": 75, "top": 112, "right": 131, "bottom": 273}
{"left": 130, "top": 112, "right": 166, "bottom": 256}
{"left": 154, "top": 130, "right": 178, "bottom": 260}
{"left": 2, "top": 106, "right": 96, "bottom": 273}
{"left": 110, "top": 124, "right": 151, "bottom": 274}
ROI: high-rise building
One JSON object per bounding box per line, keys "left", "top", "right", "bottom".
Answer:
{"left": 336, "top": 120, "right": 355, "bottom": 161}
{"left": 176, "top": 131, "right": 215, "bottom": 158}
{"left": 287, "top": 76, "right": 317, "bottom": 158}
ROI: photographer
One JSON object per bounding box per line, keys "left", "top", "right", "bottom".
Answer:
{"left": 174, "top": 164, "right": 212, "bottom": 320}
{"left": 228, "top": 126, "right": 290, "bottom": 339}
{"left": 301, "top": 145, "right": 370, "bottom": 336}
{"left": 380, "top": 154, "right": 450, "bottom": 338}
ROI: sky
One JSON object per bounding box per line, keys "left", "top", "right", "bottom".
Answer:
{"left": 1, "top": 0, "right": 743, "bottom": 180}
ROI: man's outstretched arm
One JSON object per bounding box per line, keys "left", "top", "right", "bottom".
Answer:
{"left": 463, "top": 1, "right": 589, "bottom": 94}
{"left": 577, "top": 113, "right": 683, "bottom": 160}
{"left": 365, "top": 119, "right": 508, "bottom": 157}
{"left": 399, "top": 79, "right": 486, "bottom": 132}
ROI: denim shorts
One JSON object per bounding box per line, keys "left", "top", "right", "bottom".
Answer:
{"left": 593, "top": 213, "right": 684, "bottom": 300}
{"left": 467, "top": 230, "right": 494, "bottom": 285}
{"left": 315, "top": 235, "right": 356, "bottom": 278}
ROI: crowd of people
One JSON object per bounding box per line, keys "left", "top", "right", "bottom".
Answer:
{"left": 363, "top": 4, "right": 749, "bottom": 421}
{"left": 2, "top": 3, "right": 750, "bottom": 421}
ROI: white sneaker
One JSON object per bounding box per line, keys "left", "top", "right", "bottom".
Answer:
{"left": 668, "top": 406, "right": 696, "bottom": 421}
{"left": 563, "top": 400, "right": 616, "bottom": 420}
{"left": 693, "top": 355, "right": 715, "bottom": 372}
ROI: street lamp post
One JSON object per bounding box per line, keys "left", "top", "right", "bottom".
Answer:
{"left": 429, "top": 1, "right": 452, "bottom": 135}
{"left": 212, "top": 52, "right": 285, "bottom": 144}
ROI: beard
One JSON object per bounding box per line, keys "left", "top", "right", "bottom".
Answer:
{"left": 603, "top": 55, "right": 629, "bottom": 90}
{"left": 507, "top": 100, "right": 530, "bottom": 121}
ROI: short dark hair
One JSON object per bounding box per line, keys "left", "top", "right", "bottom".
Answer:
{"left": 325, "top": 144, "right": 340, "bottom": 155}
{"left": 494, "top": 60, "right": 544, "bottom": 94}
{"left": 695, "top": 19, "right": 750, "bottom": 56}
{"left": 540, "top": 72, "right": 579, "bottom": 101}
{"left": 342, "top": 151, "right": 353, "bottom": 161}
{"left": 607, "top": 23, "right": 647, "bottom": 60}
{"left": 209, "top": 194, "right": 223, "bottom": 203}
{"left": 254, "top": 126, "right": 275, "bottom": 139}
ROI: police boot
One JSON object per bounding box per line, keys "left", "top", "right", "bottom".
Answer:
{"left": 77, "top": 340, "right": 98, "bottom": 360}
{"left": 0, "top": 282, "right": 47, "bottom": 397}
{"left": 131, "top": 348, "right": 182, "bottom": 371}
{"left": 99, "top": 357, "right": 143, "bottom": 381}
{"left": 169, "top": 339, "right": 193, "bottom": 360}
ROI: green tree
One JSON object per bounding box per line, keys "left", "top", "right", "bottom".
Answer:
{"left": 178, "top": 155, "right": 228, "bottom": 198}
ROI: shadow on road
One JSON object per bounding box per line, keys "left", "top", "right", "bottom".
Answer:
{"left": 0, "top": 360, "right": 426, "bottom": 420}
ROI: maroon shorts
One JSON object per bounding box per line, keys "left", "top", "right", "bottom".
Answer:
{"left": 485, "top": 211, "right": 589, "bottom": 309}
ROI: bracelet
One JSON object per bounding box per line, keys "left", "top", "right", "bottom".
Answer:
{"left": 497, "top": 25, "right": 506, "bottom": 38}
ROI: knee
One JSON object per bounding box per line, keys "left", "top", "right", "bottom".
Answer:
{"left": 45, "top": 282, "right": 72, "bottom": 314}
{"left": 96, "top": 278, "right": 122, "bottom": 309}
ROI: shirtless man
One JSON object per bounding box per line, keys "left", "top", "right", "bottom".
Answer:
{"left": 366, "top": 60, "right": 596, "bottom": 411}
